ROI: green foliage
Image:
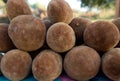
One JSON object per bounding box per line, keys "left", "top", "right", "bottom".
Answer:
{"left": 78, "top": 0, "right": 115, "bottom": 9}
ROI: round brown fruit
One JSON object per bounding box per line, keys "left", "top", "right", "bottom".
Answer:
{"left": 64, "top": 46, "right": 101, "bottom": 81}
{"left": 69, "top": 17, "right": 91, "bottom": 45}
{"left": 46, "top": 22, "right": 75, "bottom": 53}
{"left": 8, "top": 15, "right": 46, "bottom": 51}
{"left": 47, "top": 0, "right": 73, "bottom": 24}
{"left": 32, "top": 50, "right": 62, "bottom": 81}
{"left": 0, "top": 23, "right": 15, "bottom": 52}
{"left": 84, "top": 21, "right": 120, "bottom": 52}
{"left": 112, "top": 18, "right": 120, "bottom": 47}
{"left": 6, "top": 0, "right": 32, "bottom": 20}
{"left": 102, "top": 48, "right": 120, "bottom": 81}
{"left": 0, "top": 54, "right": 3, "bottom": 75}
{"left": 1, "top": 49, "right": 32, "bottom": 81}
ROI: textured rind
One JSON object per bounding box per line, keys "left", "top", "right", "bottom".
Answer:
{"left": 84, "top": 21, "right": 120, "bottom": 52}
{"left": 32, "top": 50, "right": 62, "bottom": 81}
{"left": 102, "top": 48, "right": 120, "bottom": 81}
{"left": 46, "top": 22, "right": 75, "bottom": 53}
{"left": 1, "top": 49, "right": 32, "bottom": 81}
{"left": 6, "top": 0, "right": 32, "bottom": 20}
{"left": 64, "top": 46, "right": 101, "bottom": 81}
{"left": 112, "top": 18, "right": 120, "bottom": 47}
{"left": 0, "top": 23, "right": 15, "bottom": 52}
{"left": 69, "top": 17, "right": 91, "bottom": 45}
{"left": 8, "top": 15, "right": 46, "bottom": 51}
{"left": 47, "top": 0, "right": 73, "bottom": 24}
{"left": 0, "top": 54, "right": 3, "bottom": 75}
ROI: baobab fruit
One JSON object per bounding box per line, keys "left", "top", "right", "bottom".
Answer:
{"left": 64, "top": 46, "right": 101, "bottom": 81}
{"left": 1, "top": 49, "right": 32, "bottom": 81}
{"left": 84, "top": 21, "right": 120, "bottom": 52}
{"left": 46, "top": 22, "right": 75, "bottom": 53}
{"left": 8, "top": 15, "right": 46, "bottom": 51}
{"left": 112, "top": 18, "right": 120, "bottom": 47}
{"left": 69, "top": 17, "right": 91, "bottom": 45}
{"left": 0, "top": 23, "right": 15, "bottom": 52}
{"left": 32, "top": 50, "right": 62, "bottom": 81}
{"left": 0, "top": 54, "right": 3, "bottom": 75}
{"left": 6, "top": 0, "right": 32, "bottom": 20}
{"left": 102, "top": 48, "right": 120, "bottom": 81}
{"left": 47, "top": 0, "right": 73, "bottom": 24}
{"left": 43, "top": 18, "right": 54, "bottom": 31}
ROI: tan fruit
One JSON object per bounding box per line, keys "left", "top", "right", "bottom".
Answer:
{"left": 64, "top": 46, "right": 101, "bottom": 80}
{"left": 112, "top": 18, "right": 120, "bottom": 47}
{"left": 46, "top": 22, "right": 75, "bottom": 53}
{"left": 0, "top": 23, "right": 15, "bottom": 52}
{"left": 0, "top": 54, "right": 3, "bottom": 75}
{"left": 84, "top": 21, "right": 120, "bottom": 52}
{"left": 6, "top": 0, "right": 32, "bottom": 20}
{"left": 8, "top": 15, "right": 46, "bottom": 51}
{"left": 102, "top": 48, "right": 120, "bottom": 81}
{"left": 1, "top": 49, "right": 32, "bottom": 81}
{"left": 69, "top": 17, "right": 91, "bottom": 45}
{"left": 47, "top": 0, "right": 73, "bottom": 24}
{"left": 32, "top": 50, "right": 62, "bottom": 81}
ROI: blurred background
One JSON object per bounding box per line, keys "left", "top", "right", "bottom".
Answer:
{"left": 0, "top": 0, "right": 119, "bottom": 23}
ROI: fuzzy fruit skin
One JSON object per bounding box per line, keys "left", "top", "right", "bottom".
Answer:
{"left": 8, "top": 15, "right": 46, "bottom": 51}
{"left": 84, "top": 21, "right": 120, "bottom": 52}
{"left": 64, "top": 46, "right": 101, "bottom": 81}
{"left": 112, "top": 18, "right": 120, "bottom": 47}
{"left": 0, "top": 54, "right": 3, "bottom": 75}
{"left": 6, "top": 0, "right": 32, "bottom": 20}
{"left": 1, "top": 49, "right": 32, "bottom": 81}
{"left": 0, "top": 23, "right": 15, "bottom": 52}
{"left": 46, "top": 22, "right": 75, "bottom": 53}
{"left": 47, "top": 0, "right": 73, "bottom": 24}
{"left": 102, "top": 48, "right": 120, "bottom": 81}
{"left": 69, "top": 17, "right": 91, "bottom": 45}
{"left": 32, "top": 50, "right": 62, "bottom": 81}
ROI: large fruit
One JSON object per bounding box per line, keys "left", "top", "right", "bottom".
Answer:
{"left": 8, "top": 15, "right": 46, "bottom": 51}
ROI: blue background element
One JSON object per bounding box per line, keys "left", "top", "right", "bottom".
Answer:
{"left": 0, "top": 76, "right": 62, "bottom": 81}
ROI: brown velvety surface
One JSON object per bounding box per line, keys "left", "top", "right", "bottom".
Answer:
{"left": 8, "top": 15, "right": 46, "bottom": 51}
{"left": 112, "top": 18, "right": 120, "bottom": 47}
{"left": 0, "top": 54, "right": 3, "bottom": 75}
{"left": 102, "top": 48, "right": 120, "bottom": 81}
{"left": 69, "top": 17, "right": 91, "bottom": 45}
{"left": 0, "top": 23, "right": 15, "bottom": 52}
{"left": 64, "top": 46, "right": 101, "bottom": 81}
{"left": 84, "top": 21, "right": 120, "bottom": 52}
{"left": 6, "top": 0, "right": 32, "bottom": 20}
{"left": 46, "top": 22, "right": 75, "bottom": 53}
{"left": 47, "top": 0, "right": 73, "bottom": 24}
{"left": 1, "top": 49, "right": 32, "bottom": 81}
{"left": 32, "top": 50, "right": 62, "bottom": 81}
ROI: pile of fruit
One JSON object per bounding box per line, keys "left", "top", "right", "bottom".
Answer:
{"left": 0, "top": 0, "right": 120, "bottom": 81}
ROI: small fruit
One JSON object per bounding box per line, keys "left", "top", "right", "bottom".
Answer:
{"left": 102, "top": 48, "right": 120, "bottom": 81}
{"left": 1, "top": 49, "right": 32, "bottom": 81}
{"left": 69, "top": 17, "right": 91, "bottom": 45}
{"left": 6, "top": 0, "right": 32, "bottom": 20}
{"left": 0, "top": 23, "right": 15, "bottom": 52}
{"left": 47, "top": 0, "right": 73, "bottom": 24}
{"left": 32, "top": 50, "right": 62, "bottom": 81}
{"left": 46, "top": 22, "right": 75, "bottom": 53}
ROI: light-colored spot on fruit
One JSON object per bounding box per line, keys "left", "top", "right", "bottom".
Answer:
{"left": 13, "top": 27, "right": 17, "bottom": 33}
{"left": 22, "top": 30, "right": 25, "bottom": 34}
